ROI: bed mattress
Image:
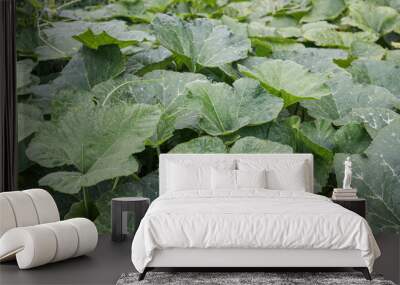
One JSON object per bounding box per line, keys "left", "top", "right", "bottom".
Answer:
{"left": 131, "top": 190, "right": 380, "bottom": 273}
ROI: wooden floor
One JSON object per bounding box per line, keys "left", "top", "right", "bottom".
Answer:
{"left": 0, "top": 235, "right": 133, "bottom": 285}
{"left": 1, "top": 233, "right": 398, "bottom": 285}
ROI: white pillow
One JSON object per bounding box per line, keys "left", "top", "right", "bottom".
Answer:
{"left": 211, "top": 168, "right": 236, "bottom": 190}
{"left": 237, "top": 159, "right": 308, "bottom": 191}
{"left": 167, "top": 163, "right": 211, "bottom": 191}
{"left": 236, "top": 169, "right": 267, "bottom": 189}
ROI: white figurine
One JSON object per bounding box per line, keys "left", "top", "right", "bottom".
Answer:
{"left": 343, "top": 156, "right": 352, "bottom": 189}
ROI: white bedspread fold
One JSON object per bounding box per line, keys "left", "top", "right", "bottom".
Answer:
{"left": 131, "top": 190, "right": 380, "bottom": 272}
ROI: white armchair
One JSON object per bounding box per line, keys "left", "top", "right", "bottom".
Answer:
{"left": 0, "top": 189, "right": 98, "bottom": 269}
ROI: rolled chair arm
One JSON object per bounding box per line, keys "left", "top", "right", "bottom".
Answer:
{"left": 0, "top": 218, "right": 98, "bottom": 269}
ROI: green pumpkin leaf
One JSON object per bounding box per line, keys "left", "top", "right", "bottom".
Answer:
{"left": 341, "top": 1, "right": 399, "bottom": 35}
{"left": 235, "top": 124, "right": 271, "bottom": 140}
{"left": 152, "top": 14, "right": 251, "bottom": 71}
{"left": 230, "top": 136, "right": 293, "bottom": 153}
{"left": 239, "top": 59, "right": 330, "bottom": 107}
{"left": 39, "top": 20, "right": 144, "bottom": 59}
{"left": 82, "top": 45, "right": 126, "bottom": 87}
{"left": 301, "top": 0, "right": 346, "bottom": 23}
{"left": 26, "top": 103, "right": 161, "bottom": 194}
{"left": 17, "top": 103, "right": 43, "bottom": 142}
{"left": 170, "top": 136, "right": 227, "bottom": 153}
{"left": 333, "top": 123, "right": 371, "bottom": 154}
{"left": 36, "top": 52, "right": 91, "bottom": 94}
{"left": 268, "top": 116, "right": 301, "bottom": 148}
{"left": 65, "top": 200, "right": 99, "bottom": 221}
{"left": 297, "top": 119, "right": 336, "bottom": 161}
{"left": 350, "top": 41, "right": 386, "bottom": 60}
{"left": 60, "top": 0, "right": 164, "bottom": 23}
{"left": 314, "top": 156, "right": 332, "bottom": 194}
{"left": 302, "top": 74, "right": 400, "bottom": 121}
{"left": 334, "top": 119, "right": 400, "bottom": 233}
{"left": 186, "top": 78, "right": 284, "bottom": 136}
{"left": 17, "top": 59, "right": 39, "bottom": 95}
{"left": 348, "top": 59, "right": 400, "bottom": 98}
{"left": 126, "top": 70, "right": 206, "bottom": 146}
{"left": 302, "top": 22, "right": 379, "bottom": 48}
{"left": 126, "top": 46, "right": 172, "bottom": 75}
{"left": 223, "top": 2, "right": 253, "bottom": 20}
{"left": 385, "top": 50, "right": 400, "bottom": 64}
{"left": 334, "top": 107, "right": 400, "bottom": 138}
{"left": 73, "top": 28, "right": 147, "bottom": 50}
{"left": 272, "top": 47, "right": 348, "bottom": 75}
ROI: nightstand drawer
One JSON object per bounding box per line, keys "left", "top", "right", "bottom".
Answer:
{"left": 332, "top": 199, "right": 366, "bottom": 218}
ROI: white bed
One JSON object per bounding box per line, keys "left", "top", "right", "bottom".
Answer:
{"left": 131, "top": 154, "right": 380, "bottom": 280}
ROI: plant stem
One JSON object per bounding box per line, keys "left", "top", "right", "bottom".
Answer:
{"left": 156, "top": 146, "right": 161, "bottom": 156}
{"left": 132, "top": 173, "right": 141, "bottom": 181}
{"left": 82, "top": 187, "right": 89, "bottom": 218}
{"left": 111, "top": 177, "right": 119, "bottom": 192}
{"left": 57, "top": 0, "right": 81, "bottom": 10}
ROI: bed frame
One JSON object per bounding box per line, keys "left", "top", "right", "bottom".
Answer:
{"left": 139, "top": 154, "right": 371, "bottom": 280}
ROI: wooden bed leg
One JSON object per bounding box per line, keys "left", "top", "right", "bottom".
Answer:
{"left": 138, "top": 268, "right": 148, "bottom": 281}
{"left": 354, "top": 267, "right": 371, "bottom": 280}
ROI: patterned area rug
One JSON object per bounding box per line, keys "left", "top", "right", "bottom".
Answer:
{"left": 116, "top": 272, "right": 395, "bottom": 285}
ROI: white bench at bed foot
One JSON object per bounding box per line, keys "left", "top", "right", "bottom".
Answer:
{"left": 0, "top": 189, "right": 98, "bottom": 269}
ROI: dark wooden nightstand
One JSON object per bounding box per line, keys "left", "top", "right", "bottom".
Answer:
{"left": 332, "top": 198, "right": 366, "bottom": 218}
{"left": 111, "top": 197, "right": 150, "bottom": 242}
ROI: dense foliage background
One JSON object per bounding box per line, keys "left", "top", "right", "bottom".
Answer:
{"left": 16, "top": 0, "right": 400, "bottom": 233}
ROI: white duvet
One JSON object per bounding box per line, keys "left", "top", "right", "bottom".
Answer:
{"left": 131, "top": 190, "right": 380, "bottom": 272}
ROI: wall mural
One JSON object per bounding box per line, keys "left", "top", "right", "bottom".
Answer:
{"left": 16, "top": 0, "right": 400, "bottom": 233}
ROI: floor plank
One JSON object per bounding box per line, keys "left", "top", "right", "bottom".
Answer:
{"left": 0, "top": 235, "right": 133, "bottom": 285}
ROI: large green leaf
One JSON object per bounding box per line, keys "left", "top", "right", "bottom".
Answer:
{"left": 18, "top": 103, "right": 43, "bottom": 142}
{"left": 17, "top": 60, "right": 39, "bottom": 95}
{"left": 247, "top": 21, "right": 302, "bottom": 39}
{"left": 82, "top": 45, "right": 126, "bottom": 87}
{"left": 303, "top": 24, "right": 379, "bottom": 48}
{"left": 73, "top": 28, "right": 149, "bottom": 50}
{"left": 333, "top": 123, "right": 371, "bottom": 154}
{"left": 95, "top": 71, "right": 206, "bottom": 146}
{"left": 302, "top": 74, "right": 400, "bottom": 121}
{"left": 169, "top": 136, "right": 227, "bottom": 153}
{"left": 256, "top": 0, "right": 312, "bottom": 17}
{"left": 386, "top": 50, "right": 400, "bottom": 64}
{"left": 301, "top": 0, "right": 346, "bottom": 23}
{"left": 341, "top": 1, "right": 399, "bottom": 35}
{"left": 350, "top": 41, "right": 386, "bottom": 60}
{"left": 60, "top": 0, "right": 166, "bottom": 23}
{"left": 348, "top": 59, "right": 400, "bottom": 98}
{"left": 334, "top": 119, "right": 400, "bottom": 233}
{"left": 129, "top": 70, "right": 207, "bottom": 146}
{"left": 186, "top": 78, "right": 284, "bottom": 136}
{"left": 271, "top": 47, "right": 348, "bottom": 75}
{"left": 95, "top": 172, "right": 159, "bottom": 233}
{"left": 152, "top": 14, "right": 251, "bottom": 71}
{"left": 268, "top": 116, "right": 301, "bottom": 148}
{"left": 38, "top": 52, "right": 90, "bottom": 94}
{"left": 239, "top": 59, "right": 330, "bottom": 107}
{"left": 126, "top": 47, "right": 172, "bottom": 75}
{"left": 50, "top": 89, "right": 95, "bottom": 120}
{"left": 39, "top": 20, "right": 146, "bottom": 59}
{"left": 334, "top": 107, "right": 400, "bottom": 138}
{"left": 65, "top": 200, "right": 99, "bottom": 221}
{"left": 230, "top": 136, "right": 293, "bottom": 153}
{"left": 26, "top": 103, "right": 161, "bottom": 194}
{"left": 296, "top": 119, "right": 336, "bottom": 161}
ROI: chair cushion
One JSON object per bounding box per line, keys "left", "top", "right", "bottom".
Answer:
{"left": 0, "top": 218, "right": 98, "bottom": 269}
{"left": 0, "top": 189, "right": 60, "bottom": 238}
